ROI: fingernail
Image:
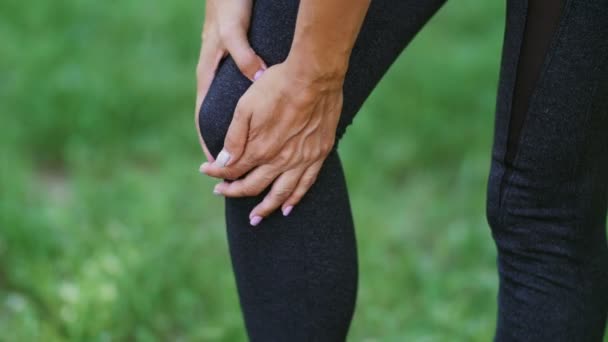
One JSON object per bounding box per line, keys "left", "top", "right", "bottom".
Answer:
{"left": 250, "top": 215, "right": 263, "bottom": 226}
{"left": 253, "top": 69, "right": 264, "bottom": 81}
{"left": 199, "top": 162, "right": 209, "bottom": 173}
{"left": 213, "top": 182, "right": 227, "bottom": 195}
{"left": 214, "top": 150, "right": 231, "bottom": 167}
{"left": 282, "top": 206, "right": 293, "bottom": 216}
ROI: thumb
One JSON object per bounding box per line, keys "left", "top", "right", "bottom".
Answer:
{"left": 223, "top": 29, "right": 267, "bottom": 81}
{"left": 215, "top": 99, "right": 252, "bottom": 168}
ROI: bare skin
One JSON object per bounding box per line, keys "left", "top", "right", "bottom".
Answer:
{"left": 198, "top": 0, "right": 371, "bottom": 226}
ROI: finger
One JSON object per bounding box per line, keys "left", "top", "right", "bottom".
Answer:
{"left": 199, "top": 148, "right": 257, "bottom": 180}
{"left": 212, "top": 164, "right": 279, "bottom": 198}
{"left": 195, "top": 38, "right": 225, "bottom": 162}
{"left": 216, "top": 93, "right": 254, "bottom": 169}
{"left": 280, "top": 160, "right": 323, "bottom": 216}
{"left": 247, "top": 168, "right": 305, "bottom": 226}
{"left": 222, "top": 28, "right": 267, "bottom": 81}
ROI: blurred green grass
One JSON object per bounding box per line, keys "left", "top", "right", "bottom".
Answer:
{"left": 1, "top": 0, "right": 509, "bottom": 340}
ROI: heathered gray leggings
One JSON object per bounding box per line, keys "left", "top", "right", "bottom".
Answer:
{"left": 198, "top": 0, "right": 608, "bottom": 340}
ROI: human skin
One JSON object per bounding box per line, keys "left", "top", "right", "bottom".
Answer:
{"left": 199, "top": 0, "right": 372, "bottom": 226}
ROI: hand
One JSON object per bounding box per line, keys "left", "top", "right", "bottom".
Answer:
{"left": 200, "top": 59, "right": 345, "bottom": 226}
{"left": 195, "top": 0, "right": 267, "bottom": 161}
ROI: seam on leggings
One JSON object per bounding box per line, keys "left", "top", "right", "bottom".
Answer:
{"left": 498, "top": 0, "right": 572, "bottom": 210}
{"left": 497, "top": 0, "right": 574, "bottom": 218}
{"left": 496, "top": 0, "right": 529, "bottom": 210}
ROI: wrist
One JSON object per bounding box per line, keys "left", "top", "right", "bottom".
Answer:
{"left": 285, "top": 44, "right": 350, "bottom": 89}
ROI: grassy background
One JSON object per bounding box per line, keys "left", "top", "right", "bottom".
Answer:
{"left": 0, "top": 0, "right": 518, "bottom": 340}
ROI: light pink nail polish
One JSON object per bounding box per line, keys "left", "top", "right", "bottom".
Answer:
{"left": 213, "top": 182, "right": 226, "bottom": 195}
{"left": 250, "top": 215, "right": 263, "bottom": 226}
{"left": 253, "top": 69, "right": 264, "bottom": 81}
{"left": 282, "top": 206, "right": 293, "bottom": 216}
{"left": 214, "top": 150, "right": 231, "bottom": 168}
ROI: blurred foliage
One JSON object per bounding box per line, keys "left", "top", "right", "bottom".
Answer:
{"left": 0, "top": 0, "right": 530, "bottom": 340}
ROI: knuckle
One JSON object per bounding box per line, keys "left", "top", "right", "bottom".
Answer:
{"left": 315, "top": 150, "right": 325, "bottom": 161}
{"left": 233, "top": 183, "right": 253, "bottom": 196}
{"left": 260, "top": 174, "right": 276, "bottom": 187}
{"left": 302, "top": 173, "right": 318, "bottom": 188}
{"left": 247, "top": 125, "right": 264, "bottom": 141}
{"left": 247, "top": 185, "right": 264, "bottom": 197}
{"left": 294, "top": 89, "right": 317, "bottom": 108}
{"left": 321, "top": 141, "right": 334, "bottom": 156}
{"left": 312, "top": 148, "right": 323, "bottom": 161}
{"left": 301, "top": 148, "right": 313, "bottom": 163}
{"left": 222, "top": 169, "right": 239, "bottom": 181}
{"left": 265, "top": 149, "right": 280, "bottom": 163}
{"left": 251, "top": 149, "right": 269, "bottom": 163}
{"left": 271, "top": 187, "right": 293, "bottom": 200}
{"left": 277, "top": 149, "right": 293, "bottom": 166}
{"left": 244, "top": 157, "right": 259, "bottom": 170}
{"left": 235, "top": 157, "right": 254, "bottom": 172}
{"left": 233, "top": 180, "right": 263, "bottom": 196}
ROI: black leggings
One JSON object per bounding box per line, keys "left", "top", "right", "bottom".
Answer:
{"left": 199, "top": 0, "right": 608, "bottom": 340}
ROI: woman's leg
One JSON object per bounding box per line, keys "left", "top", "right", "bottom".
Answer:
{"left": 487, "top": 0, "right": 608, "bottom": 340}
{"left": 199, "top": 0, "right": 446, "bottom": 340}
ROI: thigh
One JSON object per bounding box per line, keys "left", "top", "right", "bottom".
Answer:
{"left": 488, "top": 1, "right": 608, "bottom": 339}
{"left": 489, "top": 0, "right": 608, "bottom": 227}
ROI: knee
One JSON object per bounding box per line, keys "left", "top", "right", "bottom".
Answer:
{"left": 198, "top": 57, "right": 252, "bottom": 158}
{"left": 484, "top": 164, "right": 504, "bottom": 234}
{"left": 485, "top": 167, "right": 603, "bottom": 262}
